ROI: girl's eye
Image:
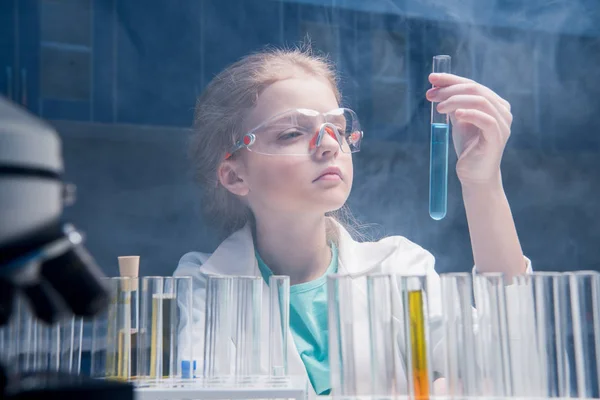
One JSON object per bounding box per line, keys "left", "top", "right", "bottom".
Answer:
{"left": 278, "top": 131, "right": 304, "bottom": 140}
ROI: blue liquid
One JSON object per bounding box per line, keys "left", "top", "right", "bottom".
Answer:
{"left": 429, "top": 123, "right": 449, "bottom": 220}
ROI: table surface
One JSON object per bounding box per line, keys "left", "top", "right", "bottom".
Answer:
{"left": 134, "top": 375, "right": 307, "bottom": 400}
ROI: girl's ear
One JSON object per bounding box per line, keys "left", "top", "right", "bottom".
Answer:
{"left": 217, "top": 160, "right": 250, "bottom": 196}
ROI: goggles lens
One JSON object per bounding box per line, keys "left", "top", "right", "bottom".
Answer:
{"left": 227, "top": 108, "right": 363, "bottom": 158}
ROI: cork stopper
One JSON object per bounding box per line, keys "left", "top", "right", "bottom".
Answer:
{"left": 118, "top": 256, "right": 139, "bottom": 291}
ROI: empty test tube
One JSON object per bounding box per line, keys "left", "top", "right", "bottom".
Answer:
{"left": 8, "top": 296, "right": 53, "bottom": 373}
{"left": 176, "top": 277, "right": 194, "bottom": 380}
{"left": 233, "top": 276, "right": 263, "bottom": 380}
{"left": 367, "top": 274, "right": 397, "bottom": 396}
{"left": 514, "top": 273, "right": 568, "bottom": 397}
{"left": 509, "top": 274, "right": 542, "bottom": 397}
{"left": 3, "top": 296, "right": 22, "bottom": 374}
{"left": 269, "top": 275, "right": 290, "bottom": 378}
{"left": 32, "top": 318, "right": 50, "bottom": 372}
{"left": 90, "top": 297, "right": 109, "bottom": 378}
{"left": 14, "top": 295, "right": 36, "bottom": 373}
{"left": 203, "top": 276, "right": 233, "bottom": 381}
{"left": 327, "top": 274, "right": 357, "bottom": 396}
{"left": 49, "top": 316, "right": 84, "bottom": 374}
{"left": 3, "top": 295, "right": 39, "bottom": 375}
{"left": 0, "top": 323, "right": 6, "bottom": 366}
{"left": 440, "top": 273, "right": 478, "bottom": 396}
{"left": 568, "top": 271, "right": 600, "bottom": 398}
{"left": 473, "top": 273, "right": 513, "bottom": 397}
{"left": 429, "top": 55, "right": 451, "bottom": 220}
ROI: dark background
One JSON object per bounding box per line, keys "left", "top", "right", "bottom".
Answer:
{"left": 1, "top": 0, "right": 599, "bottom": 276}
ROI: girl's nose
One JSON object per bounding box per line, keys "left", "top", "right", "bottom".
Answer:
{"left": 309, "top": 125, "right": 338, "bottom": 151}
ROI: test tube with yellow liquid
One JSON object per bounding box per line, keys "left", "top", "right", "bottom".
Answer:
{"left": 103, "top": 276, "right": 138, "bottom": 381}
{"left": 401, "top": 276, "right": 433, "bottom": 400}
{"left": 138, "top": 276, "right": 193, "bottom": 384}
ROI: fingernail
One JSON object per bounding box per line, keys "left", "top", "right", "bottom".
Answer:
{"left": 426, "top": 88, "right": 438, "bottom": 99}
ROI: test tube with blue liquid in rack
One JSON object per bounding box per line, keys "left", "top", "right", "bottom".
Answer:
{"left": 429, "top": 55, "right": 451, "bottom": 220}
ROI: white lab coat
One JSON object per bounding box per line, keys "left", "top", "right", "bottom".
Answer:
{"left": 174, "top": 218, "right": 532, "bottom": 399}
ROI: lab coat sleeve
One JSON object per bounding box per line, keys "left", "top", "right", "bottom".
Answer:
{"left": 174, "top": 251, "right": 210, "bottom": 369}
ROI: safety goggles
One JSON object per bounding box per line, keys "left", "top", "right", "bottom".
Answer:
{"left": 225, "top": 108, "right": 363, "bottom": 158}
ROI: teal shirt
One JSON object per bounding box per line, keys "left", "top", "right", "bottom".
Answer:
{"left": 255, "top": 244, "right": 338, "bottom": 396}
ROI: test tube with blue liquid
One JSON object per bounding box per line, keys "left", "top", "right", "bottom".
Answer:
{"left": 429, "top": 55, "right": 451, "bottom": 220}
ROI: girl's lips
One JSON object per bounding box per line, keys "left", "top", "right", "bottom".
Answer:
{"left": 314, "top": 166, "right": 342, "bottom": 182}
{"left": 315, "top": 173, "right": 342, "bottom": 181}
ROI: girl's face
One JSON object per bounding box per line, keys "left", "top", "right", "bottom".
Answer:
{"left": 224, "top": 76, "right": 354, "bottom": 218}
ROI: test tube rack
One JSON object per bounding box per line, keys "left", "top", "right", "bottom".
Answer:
{"left": 134, "top": 375, "right": 307, "bottom": 400}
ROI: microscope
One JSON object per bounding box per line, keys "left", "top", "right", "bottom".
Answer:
{"left": 0, "top": 96, "right": 133, "bottom": 399}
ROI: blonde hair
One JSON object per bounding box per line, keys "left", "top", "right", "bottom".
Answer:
{"left": 190, "top": 44, "right": 369, "bottom": 241}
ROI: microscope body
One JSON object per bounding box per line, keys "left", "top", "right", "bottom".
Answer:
{"left": 0, "top": 96, "right": 131, "bottom": 399}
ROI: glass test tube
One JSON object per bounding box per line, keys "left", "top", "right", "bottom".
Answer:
{"left": 398, "top": 275, "right": 432, "bottom": 400}
{"left": 440, "top": 273, "right": 478, "bottom": 397}
{"left": 138, "top": 276, "right": 192, "bottom": 384}
{"left": 15, "top": 297, "right": 51, "bottom": 373}
{"left": 233, "top": 276, "right": 263, "bottom": 380}
{"left": 102, "top": 277, "right": 137, "bottom": 381}
{"left": 90, "top": 300, "right": 109, "bottom": 378}
{"left": 32, "top": 318, "right": 50, "bottom": 372}
{"left": 49, "top": 321, "right": 63, "bottom": 372}
{"left": 177, "top": 276, "right": 194, "bottom": 380}
{"left": 510, "top": 273, "right": 542, "bottom": 397}
{"left": 514, "top": 273, "right": 568, "bottom": 398}
{"left": 71, "top": 317, "right": 84, "bottom": 374}
{"left": 0, "top": 323, "right": 6, "bottom": 366}
{"left": 13, "top": 295, "right": 35, "bottom": 373}
{"left": 119, "top": 276, "right": 138, "bottom": 380}
{"left": 49, "top": 316, "right": 84, "bottom": 374}
{"left": 568, "top": 271, "right": 600, "bottom": 398}
{"left": 203, "top": 275, "right": 233, "bottom": 381}
{"left": 429, "top": 55, "right": 451, "bottom": 220}
{"left": 3, "top": 296, "right": 21, "bottom": 374}
{"left": 327, "top": 274, "right": 357, "bottom": 396}
{"left": 367, "top": 274, "right": 397, "bottom": 396}
{"left": 269, "top": 275, "right": 290, "bottom": 378}
{"left": 473, "top": 273, "right": 513, "bottom": 397}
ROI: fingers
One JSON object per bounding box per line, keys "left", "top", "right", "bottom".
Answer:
{"left": 427, "top": 81, "right": 512, "bottom": 119}
{"left": 453, "top": 108, "right": 503, "bottom": 144}
{"left": 428, "top": 73, "right": 472, "bottom": 87}
{"left": 429, "top": 73, "right": 511, "bottom": 111}
{"left": 436, "top": 94, "right": 510, "bottom": 137}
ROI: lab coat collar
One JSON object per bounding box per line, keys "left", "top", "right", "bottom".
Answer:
{"left": 197, "top": 217, "right": 400, "bottom": 278}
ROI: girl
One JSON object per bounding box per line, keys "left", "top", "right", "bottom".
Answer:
{"left": 175, "top": 45, "right": 531, "bottom": 396}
